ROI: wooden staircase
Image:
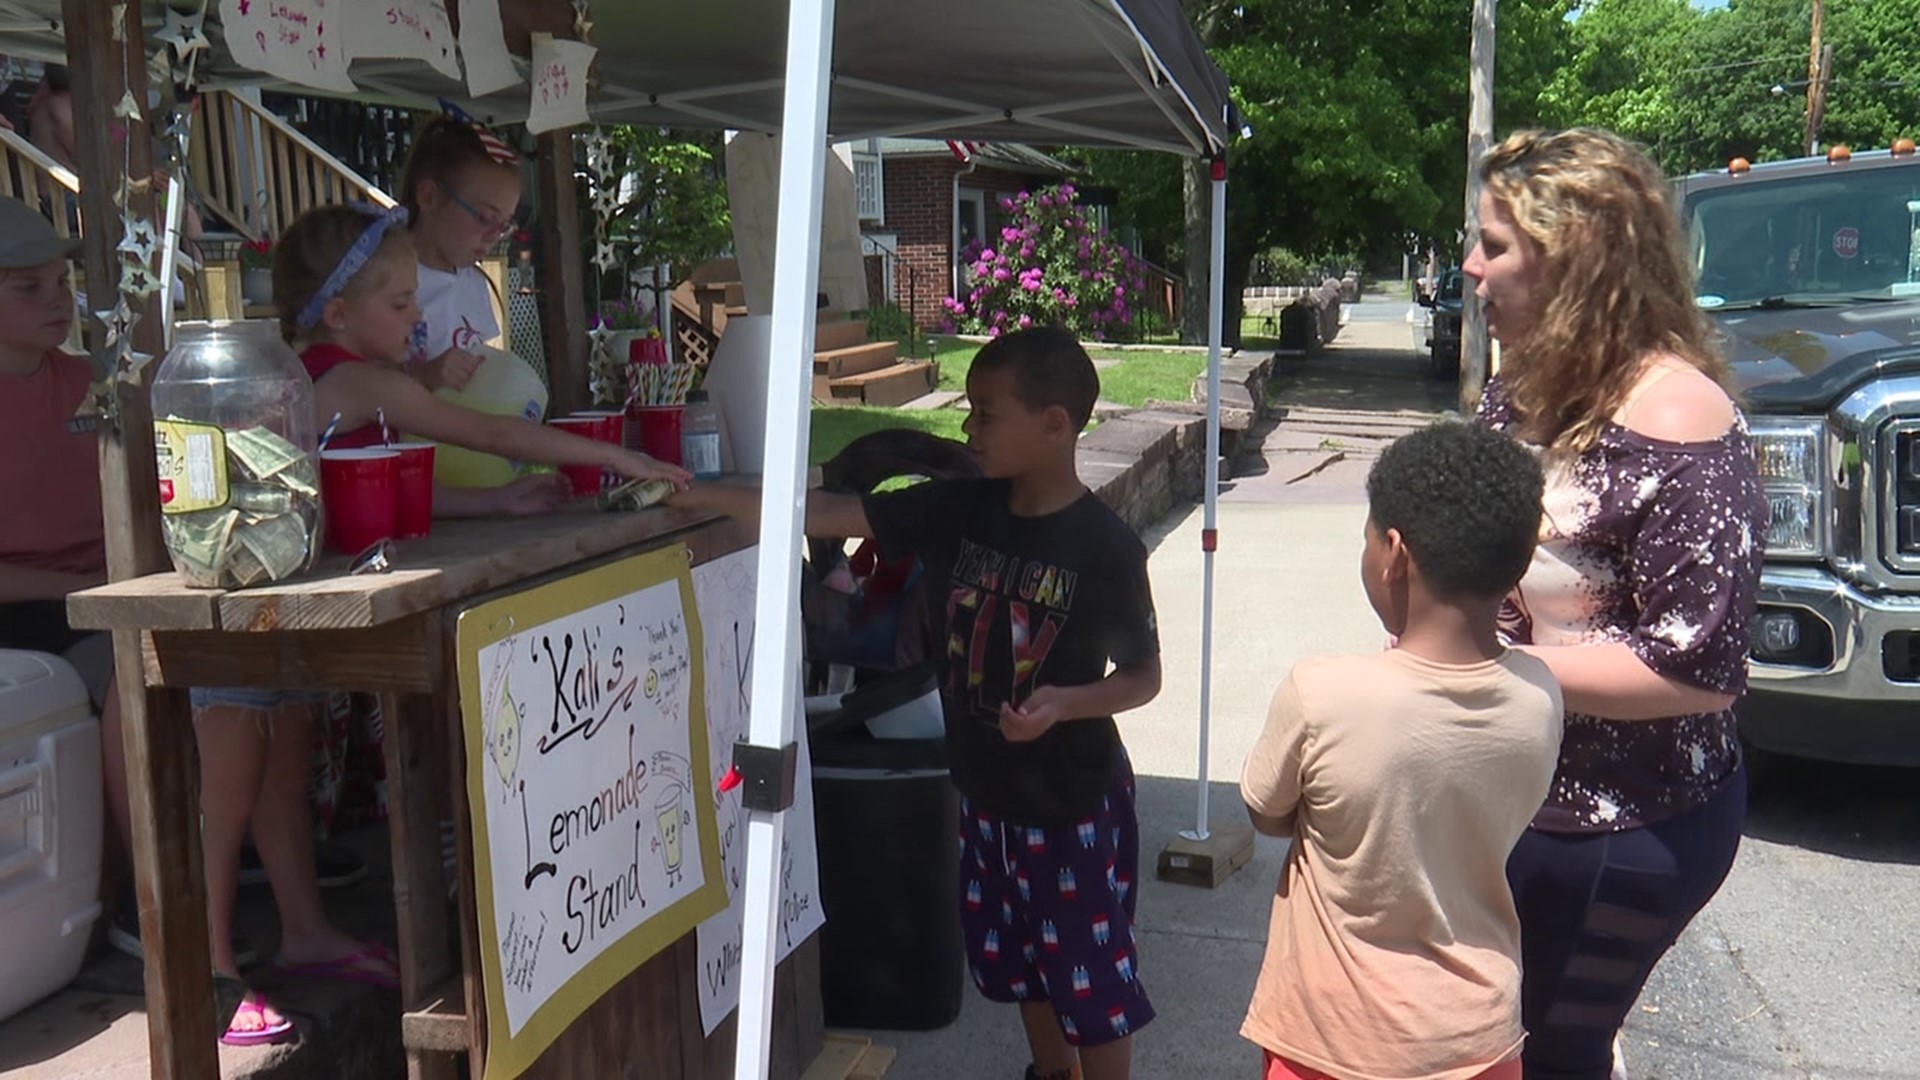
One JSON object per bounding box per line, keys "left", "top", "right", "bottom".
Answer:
{"left": 673, "top": 259, "right": 935, "bottom": 406}
{"left": 191, "top": 88, "right": 397, "bottom": 244}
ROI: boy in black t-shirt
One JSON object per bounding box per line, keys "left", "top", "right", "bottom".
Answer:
{"left": 676, "top": 327, "right": 1161, "bottom": 1080}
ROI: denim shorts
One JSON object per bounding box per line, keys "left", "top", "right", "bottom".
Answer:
{"left": 189, "top": 687, "right": 327, "bottom": 712}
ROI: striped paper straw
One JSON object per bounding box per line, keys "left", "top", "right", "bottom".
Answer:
{"left": 318, "top": 412, "right": 342, "bottom": 452}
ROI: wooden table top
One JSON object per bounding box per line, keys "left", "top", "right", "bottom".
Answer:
{"left": 68, "top": 501, "right": 732, "bottom": 634}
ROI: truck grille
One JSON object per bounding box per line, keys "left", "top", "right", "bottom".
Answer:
{"left": 1887, "top": 423, "right": 1920, "bottom": 577}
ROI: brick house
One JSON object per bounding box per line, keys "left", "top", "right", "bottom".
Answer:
{"left": 850, "top": 138, "right": 1074, "bottom": 330}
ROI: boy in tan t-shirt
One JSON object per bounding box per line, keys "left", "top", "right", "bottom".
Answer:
{"left": 1240, "top": 421, "right": 1563, "bottom": 1080}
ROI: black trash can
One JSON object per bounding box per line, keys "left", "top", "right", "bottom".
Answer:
{"left": 808, "top": 672, "right": 964, "bottom": 1030}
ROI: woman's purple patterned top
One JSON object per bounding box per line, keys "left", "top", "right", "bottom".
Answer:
{"left": 1479, "top": 376, "right": 1768, "bottom": 833}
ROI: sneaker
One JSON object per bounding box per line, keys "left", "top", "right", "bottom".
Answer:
{"left": 109, "top": 904, "right": 259, "bottom": 968}
{"left": 237, "top": 842, "right": 368, "bottom": 889}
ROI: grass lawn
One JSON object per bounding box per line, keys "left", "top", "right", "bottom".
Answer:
{"left": 930, "top": 336, "right": 1205, "bottom": 408}
{"left": 809, "top": 405, "right": 967, "bottom": 465}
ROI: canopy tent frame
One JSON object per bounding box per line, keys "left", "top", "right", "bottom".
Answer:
{"left": 4, "top": 1, "right": 1239, "bottom": 1075}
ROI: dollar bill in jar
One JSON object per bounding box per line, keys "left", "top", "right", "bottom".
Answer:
{"left": 157, "top": 419, "right": 322, "bottom": 589}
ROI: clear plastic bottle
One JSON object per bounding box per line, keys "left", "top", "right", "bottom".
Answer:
{"left": 680, "top": 389, "right": 723, "bottom": 481}
{"left": 149, "top": 320, "right": 322, "bottom": 588}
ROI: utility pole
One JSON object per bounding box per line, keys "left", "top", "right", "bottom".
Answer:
{"left": 1807, "top": 42, "right": 1835, "bottom": 156}
{"left": 1460, "top": 0, "right": 1496, "bottom": 411}
{"left": 1805, "top": 0, "right": 1825, "bottom": 155}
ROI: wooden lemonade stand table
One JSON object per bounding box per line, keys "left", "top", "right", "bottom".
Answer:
{"left": 69, "top": 503, "right": 825, "bottom": 1079}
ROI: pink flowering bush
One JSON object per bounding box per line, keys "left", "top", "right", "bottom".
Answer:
{"left": 941, "top": 184, "right": 1152, "bottom": 342}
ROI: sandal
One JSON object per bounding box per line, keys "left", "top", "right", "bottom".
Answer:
{"left": 221, "top": 991, "right": 295, "bottom": 1047}
{"left": 271, "top": 939, "right": 400, "bottom": 990}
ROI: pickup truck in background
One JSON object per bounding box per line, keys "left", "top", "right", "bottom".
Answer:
{"left": 1678, "top": 141, "right": 1920, "bottom": 765}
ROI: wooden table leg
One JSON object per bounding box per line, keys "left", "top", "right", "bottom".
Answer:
{"left": 446, "top": 672, "right": 491, "bottom": 1074}
{"left": 381, "top": 690, "right": 454, "bottom": 998}
{"left": 117, "top": 634, "right": 219, "bottom": 1078}
{"left": 380, "top": 690, "right": 458, "bottom": 1080}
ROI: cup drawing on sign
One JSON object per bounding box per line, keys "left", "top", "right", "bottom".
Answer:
{"left": 654, "top": 784, "right": 689, "bottom": 886}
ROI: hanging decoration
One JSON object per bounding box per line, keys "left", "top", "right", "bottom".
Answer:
{"left": 75, "top": 0, "right": 195, "bottom": 431}
{"left": 582, "top": 113, "right": 626, "bottom": 407}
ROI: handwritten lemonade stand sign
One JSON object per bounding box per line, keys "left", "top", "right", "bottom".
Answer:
{"left": 456, "top": 545, "right": 727, "bottom": 1079}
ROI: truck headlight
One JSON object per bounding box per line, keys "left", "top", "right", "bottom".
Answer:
{"left": 1750, "top": 418, "right": 1824, "bottom": 557}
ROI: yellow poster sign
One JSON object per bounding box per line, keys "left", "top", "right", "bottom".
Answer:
{"left": 456, "top": 545, "right": 726, "bottom": 1079}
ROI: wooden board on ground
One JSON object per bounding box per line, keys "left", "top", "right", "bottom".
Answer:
{"left": 802, "top": 1032, "right": 895, "bottom": 1080}
{"left": 1156, "top": 822, "right": 1256, "bottom": 888}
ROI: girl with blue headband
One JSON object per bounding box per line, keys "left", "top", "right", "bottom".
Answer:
{"left": 273, "top": 203, "right": 687, "bottom": 496}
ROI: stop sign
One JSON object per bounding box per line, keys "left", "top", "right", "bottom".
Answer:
{"left": 1833, "top": 227, "right": 1861, "bottom": 259}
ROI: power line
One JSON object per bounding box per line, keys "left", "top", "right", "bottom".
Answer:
{"left": 1674, "top": 54, "right": 1807, "bottom": 77}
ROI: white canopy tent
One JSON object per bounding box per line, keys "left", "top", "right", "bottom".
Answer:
{"left": 1, "top": 1, "right": 1236, "bottom": 1073}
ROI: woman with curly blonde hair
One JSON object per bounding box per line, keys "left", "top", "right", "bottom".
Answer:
{"left": 1466, "top": 128, "right": 1767, "bottom": 1079}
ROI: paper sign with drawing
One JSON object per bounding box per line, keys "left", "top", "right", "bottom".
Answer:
{"left": 457, "top": 545, "right": 725, "bottom": 1080}
{"left": 692, "top": 546, "right": 827, "bottom": 1034}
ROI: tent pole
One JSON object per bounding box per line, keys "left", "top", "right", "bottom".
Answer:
{"left": 734, "top": 0, "right": 834, "bottom": 1073}
{"left": 1189, "top": 153, "right": 1226, "bottom": 842}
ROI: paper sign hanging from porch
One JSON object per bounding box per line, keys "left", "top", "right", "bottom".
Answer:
{"left": 456, "top": 0, "right": 522, "bottom": 97}
{"left": 456, "top": 545, "right": 725, "bottom": 1080}
{"left": 692, "top": 547, "right": 826, "bottom": 1034}
{"left": 340, "top": 0, "right": 460, "bottom": 81}
{"left": 217, "top": 0, "right": 356, "bottom": 92}
{"left": 524, "top": 32, "right": 594, "bottom": 134}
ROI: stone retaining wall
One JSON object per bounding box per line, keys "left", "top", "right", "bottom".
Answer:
{"left": 1078, "top": 349, "right": 1277, "bottom": 533}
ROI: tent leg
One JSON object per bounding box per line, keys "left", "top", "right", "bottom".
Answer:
{"left": 734, "top": 0, "right": 834, "bottom": 1075}
{"left": 1156, "top": 155, "right": 1252, "bottom": 889}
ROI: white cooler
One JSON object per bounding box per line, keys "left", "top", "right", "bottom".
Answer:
{"left": 0, "top": 649, "right": 104, "bottom": 1022}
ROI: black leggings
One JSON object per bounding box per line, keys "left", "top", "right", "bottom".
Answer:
{"left": 1506, "top": 766, "right": 1748, "bottom": 1080}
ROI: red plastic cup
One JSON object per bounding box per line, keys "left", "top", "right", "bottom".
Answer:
{"left": 549, "top": 416, "right": 604, "bottom": 497}
{"left": 630, "top": 405, "right": 685, "bottom": 467}
{"left": 389, "top": 442, "right": 436, "bottom": 539}
{"left": 630, "top": 336, "right": 668, "bottom": 365}
{"left": 571, "top": 410, "right": 626, "bottom": 491}
{"left": 320, "top": 448, "right": 400, "bottom": 555}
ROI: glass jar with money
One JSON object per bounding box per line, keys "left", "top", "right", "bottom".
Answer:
{"left": 150, "top": 320, "right": 323, "bottom": 589}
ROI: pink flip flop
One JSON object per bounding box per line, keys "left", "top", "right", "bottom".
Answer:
{"left": 271, "top": 940, "right": 400, "bottom": 990}
{"left": 221, "top": 992, "right": 296, "bottom": 1047}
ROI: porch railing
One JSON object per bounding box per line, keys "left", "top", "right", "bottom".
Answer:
{"left": 191, "top": 89, "right": 396, "bottom": 244}
{"left": 0, "top": 126, "right": 80, "bottom": 239}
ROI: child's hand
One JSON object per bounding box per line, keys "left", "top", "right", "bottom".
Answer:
{"left": 420, "top": 346, "right": 485, "bottom": 392}
{"left": 999, "top": 686, "right": 1074, "bottom": 742}
{"left": 486, "top": 474, "right": 571, "bottom": 516}
{"left": 614, "top": 449, "right": 692, "bottom": 488}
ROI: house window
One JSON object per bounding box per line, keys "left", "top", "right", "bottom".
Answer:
{"left": 853, "top": 143, "right": 884, "bottom": 223}
{"left": 956, "top": 188, "right": 988, "bottom": 296}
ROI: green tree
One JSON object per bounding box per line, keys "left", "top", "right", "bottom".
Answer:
{"left": 1546, "top": 0, "right": 1920, "bottom": 175}
{"left": 1068, "top": 0, "right": 1575, "bottom": 344}
{"left": 601, "top": 127, "right": 733, "bottom": 288}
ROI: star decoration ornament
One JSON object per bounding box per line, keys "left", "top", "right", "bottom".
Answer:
{"left": 593, "top": 239, "right": 618, "bottom": 272}
{"left": 113, "top": 90, "right": 143, "bottom": 122}
{"left": 120, "top": 259, "right": 163, "bottom": 299}
{"left": 582, "top": 129, "right": 611, "bottom": 166}
{"left": 117, "top": 213, "right": 160, "bottom": 264}
{"left": 97, "top": 298, "right": 139, "bottom": 353}
{"left": 71, "top": 379, "right": 116, "bottom": 432}
{"left": 591, "top": 186, "right": 619, "bottom": 218}
{"left": 156, "top": 7, "right": 211, "bottom": 56}
{"left": 110, "top": 3, "right": 126, "bottom": 41}
{"left": 115, "top": 348, "right": 155, "bottom": 384}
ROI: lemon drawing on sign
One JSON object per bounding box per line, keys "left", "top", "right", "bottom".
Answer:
{"left": 491, "top": 682, "right": 522, "bottom": 788}
{"left": 645, "top": 667, "right": 660, "bottom": 699}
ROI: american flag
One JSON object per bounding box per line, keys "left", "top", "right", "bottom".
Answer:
{"left": 947, "top": 140, "right": 985, "bottom": 163}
